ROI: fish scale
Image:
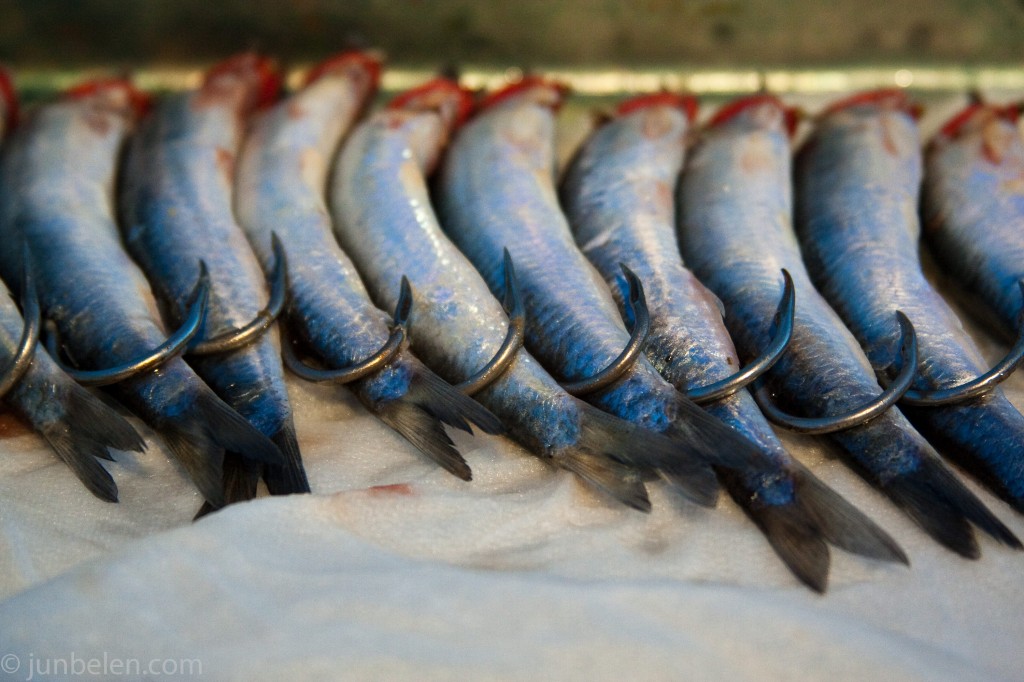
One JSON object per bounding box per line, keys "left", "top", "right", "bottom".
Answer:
{"left": 234, "top": 55, "right": 501, "bottom": 481}
{"left": 118, "top": 54, "right": 308, "bottom": 502}
{"left": 0, "top": 79, "right": 284, "bottom": 509}
{"left": 795, "top": 90, "right": 1024, "bottom": 513}
{"left": 435, "top": 80, "right": 772, "bottom": 493}
{"left": 678, "top": 93, "right": 1019, "bottom": 556}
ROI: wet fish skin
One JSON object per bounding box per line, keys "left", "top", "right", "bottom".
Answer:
{"left": 795, "top": 91, "right": 1024, "bottom": 516}
{"left": 0, "top": 266, "right": 145, "bottom": 502}
{"left": 677, "top": 94, "right": 1019, "bottom": 556}
{"left": 435, "top": 80, "right": 767, "bottom": 494}
{"left": 560, "top": 96, "right": 906, "bottom": 590}
{"left": 235, "top": 55, "right": 501, "bottom": 481}
{"left": 921, "top": 104, "right": 1024, "bottom": 342}
{"left": 118, "top": 54, "right": 308, "bottom": 501}
{"left": 331, "top": 79, "right": 694, "bottom": 511}
{"left": 0, "top": 80, "right": 284, "bottom": 509}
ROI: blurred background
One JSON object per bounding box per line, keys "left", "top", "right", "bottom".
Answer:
{"left": 0, "top": 1, "right": 1022, "bottom": 97}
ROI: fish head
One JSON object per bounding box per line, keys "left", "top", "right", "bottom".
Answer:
{"left": 389, "top": 77, "right": 474, "bottom": 132}
{"left": 932, "top": 102, "right": 1021, "bottom": 166}
{"left": 303, "top": 50, "right": 382, "bottom": 103}
{"left": 707, "top": 93, "right": 799, "bottom": 138}
{"left": 197, "top": 52, "right": 281, "bottom": 115}
{"left": 63, "top": 77, "right": 152, "bottom": 131}
{"left": 476, "top": 76, "right": 570, "bottom": 115}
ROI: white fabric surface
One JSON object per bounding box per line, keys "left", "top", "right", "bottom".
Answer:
{"left": 0, "top": 92, "right": 1022, "bottom": 681}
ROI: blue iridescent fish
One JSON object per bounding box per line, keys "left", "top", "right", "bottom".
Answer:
{"left": 560, "top": 93, "right": 906, "bottom": 590}
{"left": 678, "top": 93, "right": 1019, "bottom": 557}
{"left": 118, "top": 55, "right": 308, "bottom": 506}
{"left": 922, "top": 101, "right": 1024, "bottom": 342}
{"left": 434, "top": 79, "right": 772, "bottom": 506}
{"left": 235, "top": 55, "right": 502, "bottom": 480}
{"left": 0, "top": 78, "right": 284, "bottom": 509}
{"left": 794, "top": 89, "right": 1024, "bottom": 518}
{"left": 331, "top": 78, "right": 704, "bottom": 511}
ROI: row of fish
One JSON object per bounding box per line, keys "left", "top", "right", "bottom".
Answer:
{"left": 0, "top": 53, "right": 1021, "bottom": 592}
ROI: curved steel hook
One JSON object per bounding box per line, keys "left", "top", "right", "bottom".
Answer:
{"left": 282, "top": 276, "right": 411, "bottom": 384}
{"left": 0, "top": 261, "right": 41, "bottom": 399}
{"left": 753, "top": 310, "right": 918, "bottom": 435}
{"left": 891, "top": 280, "right": 1024, "bottom": 406}
{"left": 46, "top": 268, "right": 210, "bottom": 387}
{"left": 457, "top": 248, "right": 526, "bottom": 396}
{"left": 687, "top": 269, "right": 795, "bottom": 405}
{"left": 560, "top": 263, "right": 651, "bottom": 397}
{"left": 188, "top": 232, "right": 288, "bottom": 356}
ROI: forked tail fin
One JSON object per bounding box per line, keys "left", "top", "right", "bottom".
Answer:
{"left": 726, "top": 464, "right": 908, "bottom": 593}
{"left": 373, "top": 366, "right": 503, "bottom": 481}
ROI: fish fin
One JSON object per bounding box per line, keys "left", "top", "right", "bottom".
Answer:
{"left": 194, "top": 454, "right": 262, "bottom": 519}
{"left": 374, "top": 393, "right": 473, "bottom": 481}
{"left": 59, "top": 383, "right": 146, "bottom": 454}
{"left": 796, "top": 466, "right": 908, "bottom": 564}
{"left": 405, "top": 366, "right": 504, "bottom": 435}
{"left": 262, "top": 420, "right": 312, "bottom": 496}
{"left": 577, "top": 400, "right": 718, "bottom": 507}
{"left": 557, "top": 449, "right": 651, "bottom": 512}
{"left": 40, "top": 429, "right": 119, "bottom": 503}
{"left": 740, "top": 491, "right": 831, "bottom": 593}
{"left": 194, "top": 389, "right": 287, "bottom": 466}
{"left": 666, "top": 394, "right": 767, "bottom": 476}
{"left": 160, "top": 428, "right": 226, "bottom": 509}
{"left": 884, "top": 459, "right": 1022, "bottom": 557}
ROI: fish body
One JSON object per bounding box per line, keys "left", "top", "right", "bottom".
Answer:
{"left": 0, "top": 74, "right": 143, "bottom": 501}
{"left": 0, "top": 79, "right": 283, "bottom": 509}
{"left": 118, "top": 55, "right": 307, "bottom": 500}
{"left": 795, "top": 90, "right": 1024, "bottom": 515}
{"left": 922, "top": 103, "right": 1024, "bottom": 341}
{"left": 235, "top": 56, "right": 501, "bottom": 481}
{"left": 331, "top": 79, "right": 699, "bottom": 511}
{"left": 677, "top": 94, "right": 1018, "bottom": 556}
{"left": 435, "top": 80, "right": 765, "bottom": 496}
{"left": 560, "top": 94, "right": 905, "bottom": 589}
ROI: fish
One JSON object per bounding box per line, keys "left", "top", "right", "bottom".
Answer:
{"left": 677, "top": 93, "right": 1020, "bottom": 557}
{"left": 0, "top": 72, "right": 144, "bottom": 501}
{"left": 330, "top": 77, "right": 703, "bottom": 511}
{"left": 559, "top": 93, "right": 906, "bottom": 591}
{"left": 0, "top": 78, "right": 285, "bottom": 509}
{"left": 794, "top": 89, "right": 1024, "bottom": 518}
{"left": 118, "top": 54, "right": 309, "bottom": 508}
{"left": 434, "top": 79, "right": 770, "bottom": 505}
{"left": 921, "top": 101, "right": 1024, "bottom": 342}
{"left": 234, "top": 53, "right": 502, "bottom": 480}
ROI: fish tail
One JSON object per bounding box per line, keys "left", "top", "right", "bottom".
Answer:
{"left": 41, "top": 431, "right": 119, "bottom": 503}
{"left": 726, "top": 466, "right": 908, "bottom": 593}
{"left": 557, "top": 446, "right": 651, "bottom": 513}
{"left": 194, "top": 454, "right": 262, "bottom": 519}
{"left": 577, "top": 400, "right": 718, "bottom": 507}
{"left": 34, "top": 383, "right": 147, "bottom": 503}
{"left": 159, "top": 388, "right": 285, "bottom": 509}
{"left": 404, "top": 366, "right": 504, "bottom": 436}
{"left": 884, "top": 458, "right": 1022, "bottom": 557}
{"left": 373, "top": 366, "right": 504, "bottom": 481}
{"left": 263, "top": 420, "right": 312, "bottom": 495}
